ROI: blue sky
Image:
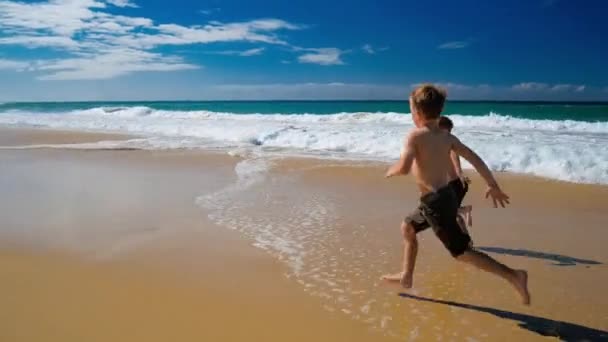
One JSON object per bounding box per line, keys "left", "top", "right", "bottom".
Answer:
{"left": 0, "top": 0, "right": 607, "bottom": 101}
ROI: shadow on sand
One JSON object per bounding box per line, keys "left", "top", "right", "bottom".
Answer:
{"left": 399, "top": 293, "right": 608, "bottom": 341}
{"left": 477, "top": 246, "right": 602, "bottom": 267}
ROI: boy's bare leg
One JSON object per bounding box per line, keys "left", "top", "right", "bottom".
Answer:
{"left": 400, "top": 221, "right": 417, "bottom": 288}
{"left": 457, "top": 249, "right": 531, "bottom": 305}
{"left": 382, "top": 221, "right": 417, "bottom": 288}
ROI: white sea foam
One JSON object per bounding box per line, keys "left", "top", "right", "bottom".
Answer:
{"left": 196, "top": 157, "right": 403, "bottom": 334}
{"left": 1, "top": 107, "right": 607, "bottom": 184}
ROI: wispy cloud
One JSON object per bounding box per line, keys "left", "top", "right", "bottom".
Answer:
{"left": 362, "top": 44, "right": 375, "bottom": 54}
{"left": 512, "top": 82, "right": 549, "bottom": 91}
{"left": 211, "top": 82, "right": 407, "bottom": 100}
{"left": 0, "top": 58, "right": 29, "bottom": 70}
{"left": 409, "top": 82, "right": 492, "bottom": 97}
{"left": 106, "top": 0, "right": 138, "bottom": 8}
{"left": 512, "top": 82, "right": 586, "bottom": 92}
{"left": 35, "top": 49, "right": 198, "bottom": 80}
{"left": 210, "top": 47, "right": 265, "bottom": 57}
{"left": 297, "top": 48, "right": 344, "bottom": 66}
{"left": 0, "top": 0, "right": 304, "bottom": 79}
{"left": 0, "top": 35, "right": 79, "bottom": 49}
{"left": 550, "top": 84, "right": 586, "bottom": 92}
{"left": 361, "top": 44, "right": 388, "bottom": 54}
{"left": 199, "top": 7, "right": 220, "bottom": 15}
{"left": 437, "top": 41, "right": 470, "bottom": 49}
{"left": 111, "top": 19, "right": 303, "bottom": 49}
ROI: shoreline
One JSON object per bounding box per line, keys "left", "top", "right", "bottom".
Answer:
{"left": 1, "top": 126, "right": 607, "bottom": 188}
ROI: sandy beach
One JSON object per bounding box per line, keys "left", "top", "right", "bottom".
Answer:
{"left": 1, "top": 127, "right": 607, "bottom": 341}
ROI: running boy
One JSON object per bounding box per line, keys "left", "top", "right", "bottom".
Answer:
{"left": 382, "top": 84, "right": 530, "bottom": 305}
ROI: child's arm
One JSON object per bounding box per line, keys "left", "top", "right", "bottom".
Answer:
{"left": 450, "top": 150, "right": 463, "bottom": 177}
{"left": 451, "top": 136, "right": 510, "bottom": 208}
{"left": 385, "top": 131, "right": 417, "bottom": 178}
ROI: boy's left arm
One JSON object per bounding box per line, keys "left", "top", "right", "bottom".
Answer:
{"left": 386, "top": 132, "right": 416, "bottom": 178}
{"left": 451, "top": 136, "right": 509, "bottom": 207}
{"left": 450, "top": 150, "right": 463, "bottom": 176}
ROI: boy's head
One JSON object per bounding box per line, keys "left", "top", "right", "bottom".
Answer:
{"left": 438, "top": 116, "right": 453, "bottom": 132}
{"left": 409, "top": 84, "right": 447, "bottom": 127}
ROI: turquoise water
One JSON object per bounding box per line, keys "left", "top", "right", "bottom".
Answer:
{"left": 1, "top": 101, "right": 607, "bottom": 122}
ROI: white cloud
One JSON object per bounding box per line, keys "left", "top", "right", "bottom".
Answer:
{"left": 513, "top": 82, "right": 586, "bottom": 93}
{"left": 0, "top": 35, "right": 79, "bottom": 49}
{"left": 550, "top": 84, "right": 572, "bottom": 91}
{"left": 298, "top": 48, "right": 344, "bottom": 66}
{"left": 0, "top": 0, "right": 103, "bottom": 36}
{"left": 549, "top": 84, "right": 586, "bottom": 92}
{"left": 512, "top": 82, "right": 549, "bottom": 91}
{"left": 199, "top": 8, "right": 220, "bottom": 15}
{"left": 36, "top": 48, "right": 198, "bottom": 80}
{"left": 108, "top": 19, "right": 302, "bottom": 49}
{"left": 408, "top": 82, "right": 494, "bottom": 99}
{"left": 237, "top": 47, "right": 265, "bottom": 56}
{"left": 0, "top": 58, "right": 29, "bottom": 70}
{"left": 4, "top": 80, "right": 604, "bottom": 101}
{"left": 362, "top": 44, "right": 375, "bottom": 54}
{"left": 438, "top": 41, "right": 469, "bottom": 49}
{"left": 0, "top": 0, "right": 304, "bottom": 79}
{"left": 361, "top": 44, "right": 389, "bottom": 54}
{"left": 211, "top": 83, "right": 407, "bottom": 100}
{"left": 211, "top": 47, "right": 265, "bottom": 57}
{"left": 106, "top": 0, "right": 138, "bottom": 8}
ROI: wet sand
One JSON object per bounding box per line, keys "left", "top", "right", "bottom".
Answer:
{"left": 1, "top": 127, "right": 607, "bottom": 341}
{"left": 0, "top": 127, "right": 132, "bottom": 146}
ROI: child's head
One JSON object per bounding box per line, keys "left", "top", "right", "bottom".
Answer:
{"left": 438, "top": 116, "right": 453, "bottom": 133}
{"left": 409, "top": 84, "right": 447, "bottom": 127}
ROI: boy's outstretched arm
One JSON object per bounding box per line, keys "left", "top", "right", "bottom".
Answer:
{"left": 451, "top": 136, "right": 510, "bottom": 208}
{"left": 386, "top": 132, "right": 416, "bottom": 178}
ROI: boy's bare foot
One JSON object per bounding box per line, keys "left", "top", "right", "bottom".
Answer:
{"left": 381, "top": 272, "right": 413, "bottom": 288}
{"left": 381, "top": 272, "right": 402, "bottom": 283}
{"left": 400, "top": 272, "right": 413, "bottom": 288}
{"left": 512, "top": 270, "right": 531, "bottom": 305}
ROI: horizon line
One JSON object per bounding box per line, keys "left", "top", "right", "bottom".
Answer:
{"left": 3, "top": 99, "right": 608, "bottom": 104}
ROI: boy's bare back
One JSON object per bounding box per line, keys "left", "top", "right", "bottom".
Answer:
{"left": 406, "top": 126, "right": 458, "bottom": 195}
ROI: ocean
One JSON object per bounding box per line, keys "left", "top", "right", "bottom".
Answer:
{"left": 1, "top": 100, "right": 607, "bottom": 184}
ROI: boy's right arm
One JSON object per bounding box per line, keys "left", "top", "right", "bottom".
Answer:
{"left": 451, "top": 136, "right": 510, "bottom": 208}
{"left": 385, "top": 131, "right": 417, "bottom": 178}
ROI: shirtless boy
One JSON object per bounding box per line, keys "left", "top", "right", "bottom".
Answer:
{"left": 382, "top": 84, "right": 530, "bottom": 305}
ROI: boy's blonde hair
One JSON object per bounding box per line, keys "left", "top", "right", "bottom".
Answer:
{"left": 410, "top": 84, "right": 447, "bottom": 119}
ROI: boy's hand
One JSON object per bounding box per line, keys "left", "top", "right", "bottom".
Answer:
{"left": 385, "top": 167, "right": 399, "bottom": 178}
{"left": 485, "top": 186, "right": 510, "bottom": 208}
